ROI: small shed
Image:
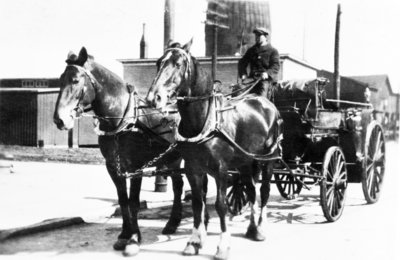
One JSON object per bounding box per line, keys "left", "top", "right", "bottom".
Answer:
{"left": 349, "top": 74, "right": 399, "bottom": 114}
{"left": 0, "top": 88, "right": 77, "bottom": 147}
{"left": 317, "top": 70, "right": 369, "bottom": 103}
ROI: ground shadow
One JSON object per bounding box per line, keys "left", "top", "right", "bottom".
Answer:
{"left": 0, "top": 220, "right": 187, "bottom": 255}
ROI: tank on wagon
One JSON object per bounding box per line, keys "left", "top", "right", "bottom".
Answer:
{"left": 225, "top": 77, "right": 385, "bottom": 222}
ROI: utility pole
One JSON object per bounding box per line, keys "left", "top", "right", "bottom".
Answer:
{"left": 154, "top": 0, "right": 176, "bottom": 193}
{"left": 334, "top": 4, "right": 341, "bottom": 107}
{"left": 164, "top": 0, "right": 175, "bottom": 50}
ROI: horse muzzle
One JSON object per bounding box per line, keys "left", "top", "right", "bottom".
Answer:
{"left": 53, "top": 116, "right": 71, "bottom": 130}
{"left": 53, "top": 110, "right": 75, "bottom": 130}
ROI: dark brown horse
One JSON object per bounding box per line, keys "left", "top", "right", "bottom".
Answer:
{"left": 53, "top": 47, "right": 185, "bottom": 256}
{"left": 146, "top": 40, "right": 281, "bottom": 260}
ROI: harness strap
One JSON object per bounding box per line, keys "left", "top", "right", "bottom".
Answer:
{"left": 177, "top": 92, "right": 281, "bottom": 161}
{"left": 175, "top": 95, "right": 216, "bottom": 143}
{"left": 134, "top": 120, "right": 171, "bottom": 145}
{"left": 95, "top": 85, "right": 137, "bottom": 136}
{"left": 216, "top": 128, "right": 282, "bottom": 161}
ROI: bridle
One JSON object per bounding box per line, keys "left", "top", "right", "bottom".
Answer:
{"left": 64, "top": 64, "right": 178, "bottom": 137}
{"left": 66, "top": 64, "right": 97, "bottom": 118}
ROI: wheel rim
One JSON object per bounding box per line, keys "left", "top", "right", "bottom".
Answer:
{"left": 363, "top": 123, "right": 385, "bottom": 203}
{"left": 321, "top": 147, "right": 347, "bottom": 222}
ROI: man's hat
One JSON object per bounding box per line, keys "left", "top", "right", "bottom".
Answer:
{"left": 253, "top": 27, "right": 269, "bottom": 35}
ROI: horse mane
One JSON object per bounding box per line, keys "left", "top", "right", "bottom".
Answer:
{"left": 189, "top": 55, "right": 213, "bottom": 96}
{"left": 91, "top": 60, "right": 124, "bottom": 83}
{"left": 86, "top": 60, "right": 131, "bottom": 94}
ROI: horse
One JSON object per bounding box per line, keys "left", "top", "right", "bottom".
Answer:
{"left": 146, "top": 40, "right": 281, "bottom": 260}
{"left": 53, "top": 47, "right": 186, "bottom": 257}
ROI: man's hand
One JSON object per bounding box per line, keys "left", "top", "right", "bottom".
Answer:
{"left": 261, "top": 72, "right": 269, "bottom": 80}
{"left": 241, "top": 75, "right": 247, "bottom": 83}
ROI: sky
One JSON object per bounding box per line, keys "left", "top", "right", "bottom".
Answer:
{"left": 0, "top": 0, "right": 399, "bottom": 92}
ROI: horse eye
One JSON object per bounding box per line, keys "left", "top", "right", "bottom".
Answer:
{"left": 72, "top": 79, "right": 80, "bottom": 85}
{"left": 176, "top": 63, "right": 181, "bottom": 69}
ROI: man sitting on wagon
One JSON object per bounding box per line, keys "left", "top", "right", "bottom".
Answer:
{"left": 238, "top": 27, "right": 280, "bottom": 99}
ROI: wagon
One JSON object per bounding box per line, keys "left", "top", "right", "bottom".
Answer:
{"left": 225, "top": 77, "right": 386, "bottom": 222}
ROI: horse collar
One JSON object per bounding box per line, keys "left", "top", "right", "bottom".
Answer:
{"left": 175, "top": 94, "right": 220, "bottom": 144}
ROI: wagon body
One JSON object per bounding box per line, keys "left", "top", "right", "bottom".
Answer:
{"left": 268, "top": 77, "right": 386, "bottom": 221}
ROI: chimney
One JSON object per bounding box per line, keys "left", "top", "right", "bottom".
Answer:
{"left": 140, "top": 23, "right": 148, "bottom": 58}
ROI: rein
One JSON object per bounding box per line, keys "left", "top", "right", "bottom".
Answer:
{"left": 175, "top": 78, "right": 261, "bottom": 103}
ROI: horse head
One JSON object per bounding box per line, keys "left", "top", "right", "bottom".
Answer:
{"left": 146, "top": 39, "right": 196, "bottom": 110}
{"left": 54, "top": 47, "right": 131, "bottom": 132}
{"left": 53, "top": 47, "right": 96, "bottom": 130}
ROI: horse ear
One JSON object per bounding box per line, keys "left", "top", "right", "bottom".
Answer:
{"left": 77, "top": 47, "right": 88, "bottom": 66}
{"left": 67, "top": 51, "right": 76, "bottom": 60}
{"left": 182, "top": 38, "right": 193, "bottom": 53}
{"left": 66, "top": 51, "right": 78, "bottom": 64}
{"left": 166, "top": 39, "right": 174, "bottom": 48}
{"left": 166, "top": 39, "right": 181, "bottom": 49}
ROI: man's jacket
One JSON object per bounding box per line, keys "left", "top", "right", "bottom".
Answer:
{"left": 238, "top": 43, "right": 280, "bottom": 82}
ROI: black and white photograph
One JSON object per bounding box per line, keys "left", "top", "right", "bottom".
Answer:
{"left": 0, "top": 0, "right": 399, "bottom": 259}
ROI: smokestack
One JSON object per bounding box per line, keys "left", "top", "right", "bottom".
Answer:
{"left": 164, "top": 0, "right": 175, "bottom": 50}
{"left": 140, "top": 23, "right": 148, "bottom": 59}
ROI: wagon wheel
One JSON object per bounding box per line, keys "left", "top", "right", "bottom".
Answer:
{"left": 362, "top": 122, "right": 385, "bottom": 204}
{"left": 320, "top": 146, "right": 348, "bottom": 222}
{"left": 274, "top": 161, "right": 303, "bottom": 200}
{"left": 225, "top": 174, "right": 249, "bottom": 216}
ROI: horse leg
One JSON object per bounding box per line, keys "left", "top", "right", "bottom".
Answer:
{"left": 182, "top": 162, "right": 207, "bottom": 256}
{"left": 179, "top": 172, "right": 209, "bottom": 229}
{"left": 203, "top": 173, "right": 210, "bottom": 229}
{"left": 106, "top": 162, "right": 133, "bottom": 251}
{"left": 122, "top": 177, "right": 143, "bottom": 256}
{"left": 257, "top": 162, "right": 273, "bottom": 239}
{"left": 162, "top": 173, "right": 184, "bottom": 234}
{"left": 238, "top": 163, "right": 264, "bottom": 241}
{"left": 214, "top": 164, "right": 231, "bottom": 260}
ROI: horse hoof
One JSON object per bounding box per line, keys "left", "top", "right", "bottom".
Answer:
{"left": 245, "top": 226, "right": 265, "bottom": 241}
{"left": 113, "top": 239, "right": 128, "bottom": 251}
{"left": 162, "top": 223, "right": 178, "bottom": 235}
{"left": 182, "top": 242, "right": 201, "bottom": 256}
{"left": 122, "top": 240, "right": 140, "bottom": 257}
{"left": 214, "top": 246, "right": 230, "bottom": 260}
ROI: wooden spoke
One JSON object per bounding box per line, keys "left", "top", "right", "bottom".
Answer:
{"left": 225, "top": 176, "right": 249, "bottom": 216}
{"left": 274, "top": 162, "right": 303, "bottom": 200}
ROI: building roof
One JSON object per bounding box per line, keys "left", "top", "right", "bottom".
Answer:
{"left": 119, "top": 54, "right": 321, "bottom": 71}
{"left": 0, "top": 88, "right": 59, "bottom": 93}
{"left": 349, "top": 74, "right": 399, "bottom": 96}
{"left": 319, "top": 69, "right": 369, "bottom": 89}
{"left": 280, "top": 53, "right": 320, "bottom": 71}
